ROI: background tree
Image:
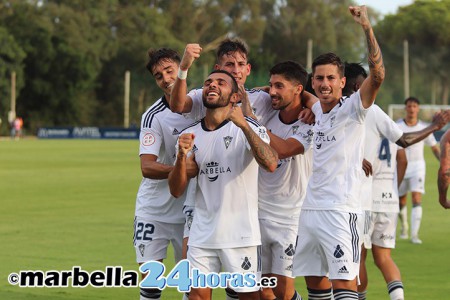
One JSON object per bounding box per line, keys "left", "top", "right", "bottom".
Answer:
{"left": 375, "top": 0, "right": 450, "bottom": 107}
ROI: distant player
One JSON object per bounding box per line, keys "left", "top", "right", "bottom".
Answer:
{"left": 396, "top": 97, "right": 441, "bottom": 244}
{"left": 169, "top": 69, "right": 278, "bottom": 300}
{"left": 438, "top": 129, "right": 450, "bottom": 209}
{"left": 133, "top": 48, "right": 198, "bottom": 300}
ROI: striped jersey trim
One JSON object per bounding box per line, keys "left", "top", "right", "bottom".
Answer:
{"left": 142, "top": 99, "right": 167, "bottom": 129}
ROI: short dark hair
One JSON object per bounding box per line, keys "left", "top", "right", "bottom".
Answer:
{"left": 146, "top": 48, "right": 181, "bottom": 76}
{"left": 312, "top": 52, "right": 345, "bottom": 77}
{"left": 209, "top": 69, "right": 239, "bottom": 93}
{"left": 343, "top": 62, "right": 367, "bottom": 96}
{"left": 216, "top": 37, "right": 249, "bottom": 63}
{"left": 404, "top": 96, "right": 420, "bottom": 105}
{"left": 270, "top": 61, "right": 308, "bottom": 93}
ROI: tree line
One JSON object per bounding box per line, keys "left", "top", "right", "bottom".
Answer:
{"left": 0, "top": 0, "right": 448, "bottom": 133}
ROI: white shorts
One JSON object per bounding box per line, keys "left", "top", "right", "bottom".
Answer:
{"left": 398, "top": 171, "right": 425, "bottom": 195}
{"left": 368, "top": 212, "right": 397, "bottom": 249}
{"left": 187, "top": 246, "right": 262, "bottom": 293}
{"left": 362, "top": 210, "right": 373, "bottom": 249}
{"left": 260, "top": 218, "right": 297, "bottom": 277}
{"left": 293, "top": 210, "right": 361, "bottom": 281}
{"left": 133, "top": 217, "right": 183, "bottom": 263}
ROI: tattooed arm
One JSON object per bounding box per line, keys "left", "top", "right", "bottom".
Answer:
{"left": 438, "top": 130, "right": 450, "bottom": 209}
{"left": 349, "top": 5, "right": 385, "bottom": 108}
{"left": 228, "top": 105, "right": 278, "bottom": 172}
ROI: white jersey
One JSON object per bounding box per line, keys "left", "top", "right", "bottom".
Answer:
{"left": 361, "top": 105, "right": 403, "bottom": 210}
{"left": 302, "top": 90, "right": 368, "bottom": 213}
{"left": 371, "top": 140, "right": 401, "bottom": 213}
{"left": 181, "top": 117, "right": 270, "bottom": 249}
{"left": 187, "top": 87, "right": 276, "bottom": 123}
{"left": 135, "top": 96, "right": 193, "bottom": 224}
{"left": 258, "top": 112, "right": 314, "bottom": 225}
{"left": 396, "top": 119, "right": 437, "bottom": 178}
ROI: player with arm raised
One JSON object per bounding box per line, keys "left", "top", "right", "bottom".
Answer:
{"left": 292, "top": 6, "right": 385, "bottom": 300}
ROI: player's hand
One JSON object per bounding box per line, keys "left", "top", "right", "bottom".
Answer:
{"left": 186, "top": 153, "right": 199, "bottom": 178}
{"left": 298, "top": 107, "right": 315, "bottom": 125}
{"left": 228, "top": 104, "right": 247, "bottom": 128}
{"left": 349, "top": 5, "right": 371, "bottom": 29}
{"left": 439, "top": 196, "right": 450, "bottom": 209}
{"left": 178, "top": 133, "right": 195, "bottom": 156}
{"left": 238, "top": 85, "right": 257, "bottom": 119}
{"left": 362, "top": 158, "right": 373, "bottom": 177}
{"left": 180, "top": 44, "right": 202, "bottom": 71}
{"left": 432, "top": 110, "right": 450, "bottom": 130}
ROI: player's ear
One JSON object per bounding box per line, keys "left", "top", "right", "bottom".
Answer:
{"left": 230, "top": 92, "right": 239, "bottom": 104}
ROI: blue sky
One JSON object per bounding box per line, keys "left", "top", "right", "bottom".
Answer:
{"left": 355, "top": 0, "right": 414, "bottom": 16}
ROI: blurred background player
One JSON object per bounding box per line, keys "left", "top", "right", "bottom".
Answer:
{"left": 133, "top": 48, "right": 198, "bottom": 300}
{"left": 396, "top": 97, "right": 441, "bottom": 244}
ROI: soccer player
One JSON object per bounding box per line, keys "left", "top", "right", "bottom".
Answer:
{"left": 168, "top": 70, "right": 278, "bottom": 300}
{"left": 396, "top": 97, "right": 441, "bottom": 244}
{"left": 344, "top": 62, "right": 449, "bottom": 300}
{"left": 292, "top": 6, "right": 385, "bottom": 300}
{"left": 255, "top": 61, "right": 314, "bottom": 300}
{"left": 438, "top": 129, "right": 450, "bottom": 209}
{"left": 133, "top": 48, "right": 198, "bottom": 300}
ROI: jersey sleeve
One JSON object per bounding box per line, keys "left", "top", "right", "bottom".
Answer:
{"left": 244, "top": 116, "right": 270, "bottom": 150}
{"left": 184, "top": 88, "right": 205, "bottom": 121}
{"left": 139, "top": 121, "right": 163, "bottom": 156}
{"left": 372, "top": 105, "right": 403, "bottom": 143}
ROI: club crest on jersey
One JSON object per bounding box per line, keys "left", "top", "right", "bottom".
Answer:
{"left": 200, "top": 161, "right": 231, "bottom": 182}
{"left": 292, "top": 125, "right": 299, "bottom": 135}
{"left": 223, "top": 136, "right": 233, "bottom": 149}
{"left": 330, "top": 116, "right": 336, "bottom": 127}
{"left": 142, "top": 133, "right": 155, "bottom": 146}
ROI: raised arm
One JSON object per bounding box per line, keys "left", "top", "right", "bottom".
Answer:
{"left": 228, "top": 105, "right": 278, "bottom": 172}
{"left": 438, "top": 130, "right": 450, "bottom": 209}
{"left": 349, "top": 5, "right": 385, "bottom": 108}
{"left": 168, "top": 133, "right": 196, "bottom": 198}
{"left": 396, "top": 110, "right": 450, "bottom": 148}
{"left": 169, "top": 44, "right": 202, "bottom": 113}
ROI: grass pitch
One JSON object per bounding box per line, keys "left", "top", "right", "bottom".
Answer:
{"left": 0, "top": 139, "right": 449, "bottom": 299}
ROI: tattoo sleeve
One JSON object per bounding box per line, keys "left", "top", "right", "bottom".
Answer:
{"left": 364, "top": 26, "right": 385, "bottom": 88}
{"left": 240, "top": 124, "right": 278, "bottom": 172}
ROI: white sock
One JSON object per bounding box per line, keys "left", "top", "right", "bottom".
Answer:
{"left": 411, "top": 205, "right": 422, "bottom": 238}
{"left": 399, "top": 206, "right": 408, "bottom": 233}
{"left": 182, "top": 293, "right": 189, "bottom": 300}
{"left": 388, "top": 280, "right": 404, "bottom": 300}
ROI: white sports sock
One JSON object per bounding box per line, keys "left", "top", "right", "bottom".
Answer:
{"left": 411, "top": 205, "right": 422, "bottom": 238}
{"left": 399, "top": 206, "right": 408, "bottom": 233}
{"left": 182, "top": 293, "right": 189, "bottom": 300}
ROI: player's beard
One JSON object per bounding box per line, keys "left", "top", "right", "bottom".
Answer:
{"left": 202, "top": 93, "right": 232, "bottom": 109}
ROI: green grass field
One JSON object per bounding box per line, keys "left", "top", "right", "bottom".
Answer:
{"left": 1, "top": 139, "right": 449, "bottom": 299}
